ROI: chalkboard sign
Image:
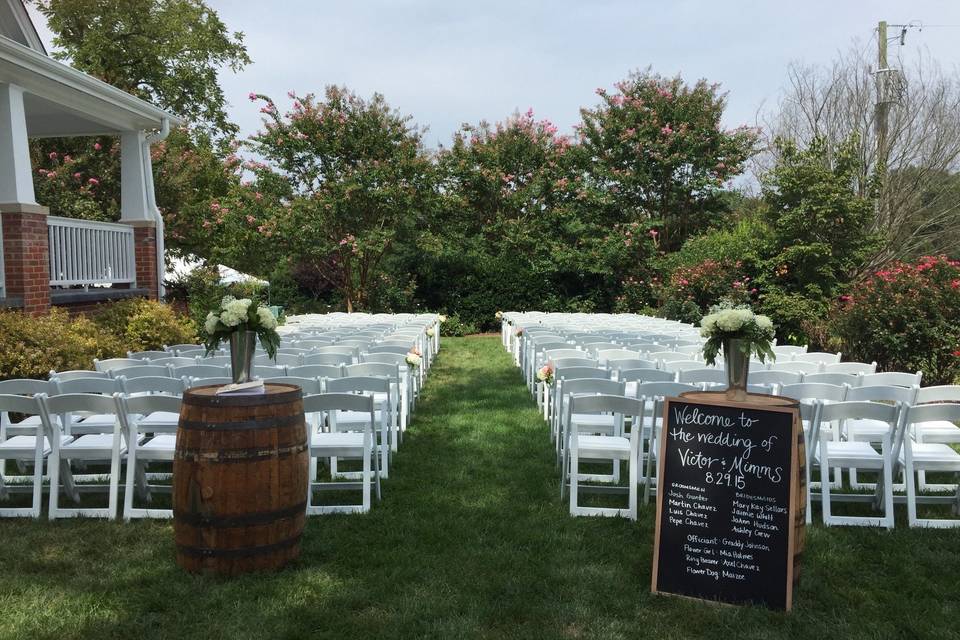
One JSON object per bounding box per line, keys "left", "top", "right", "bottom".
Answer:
{"left": 651, "top": 393, "right": 800, "bottom": 611}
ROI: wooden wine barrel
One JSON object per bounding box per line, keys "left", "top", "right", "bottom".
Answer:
{"left": 679, "top": 391, "right": 806, "bottom": 587}
{"left": 173, "top": 384, "right": 308, "bottom": 576}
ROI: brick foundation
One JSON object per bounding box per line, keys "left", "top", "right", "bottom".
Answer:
{"left": 133, "top": 224, "right": 158, "bottom": 300}
{"left": 1, "top": 207, "right": 50, "bottom": 316}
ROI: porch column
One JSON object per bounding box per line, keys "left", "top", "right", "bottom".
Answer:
{"left": 0, "top": 83, "right": 36, "bottom": 206}
{"left": 120, "top": 131, "right": 150, "bottom": 223}
{"left": 0, "top": 83, "right": 51, "bottom": 314}
{"left": 120, "top": 131, "right": 158, "bottom": 299}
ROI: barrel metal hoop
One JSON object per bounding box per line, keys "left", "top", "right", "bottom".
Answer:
{"left": 173, "top": 501, "right": 306, "bottom": 528}
{"left": 175, "top": 442, "right": 308, "bottom": 463}
{"left": 176, "top": 533, "right": 302, "bottom": 559}
{"left": 178, "top": 414, "right": 304, "bottom": 432}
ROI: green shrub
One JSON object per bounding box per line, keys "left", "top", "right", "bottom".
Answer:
{"left": 439, "top": 315, "right": 479, "bottom": 337}
{"left": 91, "top": 299, "right": 197, "bottom": 351}
{"left": 827, "top": 256, "right": 960, "bottom": 385}
{"left": 0, "top": 308, "right": 126, "bottom": 379}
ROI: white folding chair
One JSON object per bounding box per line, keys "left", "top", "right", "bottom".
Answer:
{"left": 565, "top": 394, "right": 644, "bottom": 520}
{"left": 303, "top": 393, "right": 381, "bottom": 514}
{"left": 823, "top": 361, "right": 878, "bottom": 375}
{"left": 118, "top": 394, "right": 182, "bottom": 520}
{"left": 326, "top": 377, "right": 393, "bottom": 477}
{"left": 93, "top": 357, "right": 148, "bottom": 373}
{"left": 0, "top": 393, "right": 69, "bottom": 518}
{"left": 793, "top": 351, "right": 842, "bottom": 365}
{"left": 911, "top": 385, "right": 960, "bottom": 491}
{"left": 40, "top": 393, "right": 127, "bottom": 520}
{"left": 844, "top": 384, "right": 918, "bottom": 489}
{"left": 813, "top": 400, "right": 904, "bottom": 528}
{"left": 897, "top": 403, "right": 960, "bottom": 528}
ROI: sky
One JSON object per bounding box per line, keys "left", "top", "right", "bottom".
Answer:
{"left": 26, "top": 0, "right": 960, "bottom": 149}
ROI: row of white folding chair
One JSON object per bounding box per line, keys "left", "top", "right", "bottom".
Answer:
{"left": 0, "top": 391, "right": 179, "bottom": 520}
{"left": 778, "top": 384, "right": 960, "bottom": 527}
{"left": 559, "top": 386, "right": 959, "bottom": 527}
{"left": 559, "top": 384, "right": 701, "bottom": 520}
{"left": 0, "top": 377, "right": 393, "bottom": 519}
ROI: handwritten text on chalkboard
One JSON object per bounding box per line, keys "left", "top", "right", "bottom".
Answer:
{"left": 653, "top": 398, "right": 797, "bottom": 611}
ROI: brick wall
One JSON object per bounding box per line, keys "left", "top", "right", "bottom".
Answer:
{"left": 2, "top": 210, "right": 159, "bottom": 314}
{"left": 1, "top": 210, "right": 50, "bottom": 316}
{"left": 133, "top": 225, "right": 158, "bottom": 300}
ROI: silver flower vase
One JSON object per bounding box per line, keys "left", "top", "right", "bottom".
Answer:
{"left": 229, "top": 330, "right": 257, "bottom": 384}
{"left": 723, "top": 338, "right": 750, "bottom": 402}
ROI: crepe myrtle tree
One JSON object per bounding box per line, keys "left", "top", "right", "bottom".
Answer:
{"left": 577, "top": 68, "right": 759, "bottom": 251}
{"left": 212, "top": 87, "right": 436, "bottom": 312}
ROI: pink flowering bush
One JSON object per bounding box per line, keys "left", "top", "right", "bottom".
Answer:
{"left": 656, "top": 259, "right": 754, "bottom": 323}
{"left": 577, "top": 68, "right": 759, "bottom": 251}
{"left": 206, "top": 87, "right": 436, "bottom": 312}
{"left": 827, "top": 256, "right": 960, "bottom": 384}
{"left": 30, "top": 139, "right": 118, "bottom": 220}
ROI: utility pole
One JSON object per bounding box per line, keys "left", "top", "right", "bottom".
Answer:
{"left": 876, "top": 23, "right": 890, "bottom": 168}
{"left": 875, "top": 20, "right": 889, "bottom": 219}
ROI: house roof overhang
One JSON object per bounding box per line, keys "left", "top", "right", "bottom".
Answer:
{"left": 0, "top": 35, "right": 184, "bottom": 137}
{"left": 1, "top": 1, "right": 46, "bottom": 54}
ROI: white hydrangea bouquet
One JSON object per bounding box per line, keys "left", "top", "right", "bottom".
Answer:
{"left": 536, "top": 362, "right": 554, "bottom": 385}
{"left": 406, "top": 346, "right": 422, "bottom": 368}
{"left": 700, "top": 302, "right": 776, "bottom": 366}
{"left": 203, "top": 296, "right": 281, "bottom": 358}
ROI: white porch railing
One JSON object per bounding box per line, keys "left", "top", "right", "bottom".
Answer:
{"left": 47, "top": 216, "right": 136, "bottom": 287}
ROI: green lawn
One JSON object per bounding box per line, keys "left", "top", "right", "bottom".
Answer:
{"left": 1, "top": 336, "right": 959, "bottom": 639}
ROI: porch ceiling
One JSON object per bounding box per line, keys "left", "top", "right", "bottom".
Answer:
{"left": 0, "top": 35, "right": 182, "bottom": 137}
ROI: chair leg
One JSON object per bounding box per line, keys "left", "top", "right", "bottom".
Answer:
{"left": 569, "top": 438, "right": 579, "bottom": 515}
{"left": 882, "top": 438, "right": 894, "bottom": 529}
{"left": 819, "top": 438, "right": 833, "bottom": 526}
{"left": 123, "top": 446, "right": 137, "bottom": 521}
{"left": 906, "top": 459, "right": 918, "bottom": 527}
{"left": 362, "top": 434, "right": 371, "bottom": 513}
{"left": 48, "top": 453, "right": 60, "bottom": 520}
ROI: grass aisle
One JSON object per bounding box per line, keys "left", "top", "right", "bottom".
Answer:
{"left": 1, "top": 336, "right": 959, "bottom": 639}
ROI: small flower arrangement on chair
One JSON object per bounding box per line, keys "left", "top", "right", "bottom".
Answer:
{"left": 536, "top": 362, "right": 555, "bottom": 385}
{"left": 406, "top": 346, "right": 422, "bottom": 368}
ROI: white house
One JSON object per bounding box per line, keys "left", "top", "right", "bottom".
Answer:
{"left": 0, "top": 0, "right": 182, "bottom": 313}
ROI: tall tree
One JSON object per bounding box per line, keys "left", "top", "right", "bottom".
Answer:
{"left": 757, "top": 135, "right": 878, "bottom": 341}
{"left": 32, "top": 0, "right": 251, "bottom": 136}
{"left": 577, "top": 69, "right": 758, "bottom": 251}
{"left": 28, "top": 0, "right": 249, "bottom": 244}
{"left": 764, "top": 44, "right": 960, "bottom": 266}
{"left": 208, "top": 87, "right": 436, "bottom": 312}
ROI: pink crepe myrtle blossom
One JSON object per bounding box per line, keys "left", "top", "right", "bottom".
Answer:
{"left": 48, "top": 151, "right": 58, "bottom": 160}
{"left": 248, "top": 92, "right": 257, "bottom": 101}
{"left": 660, "top": 124, "right": 673, "bottom": 135}
{"left": 73, "top": 172, "right": 82, "bottom": 180}
{"left": 87, "top": 177, "right": 99, "bottom": 186}
{"left": 93, "top": 142, "right": 102, "bottom": 151}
